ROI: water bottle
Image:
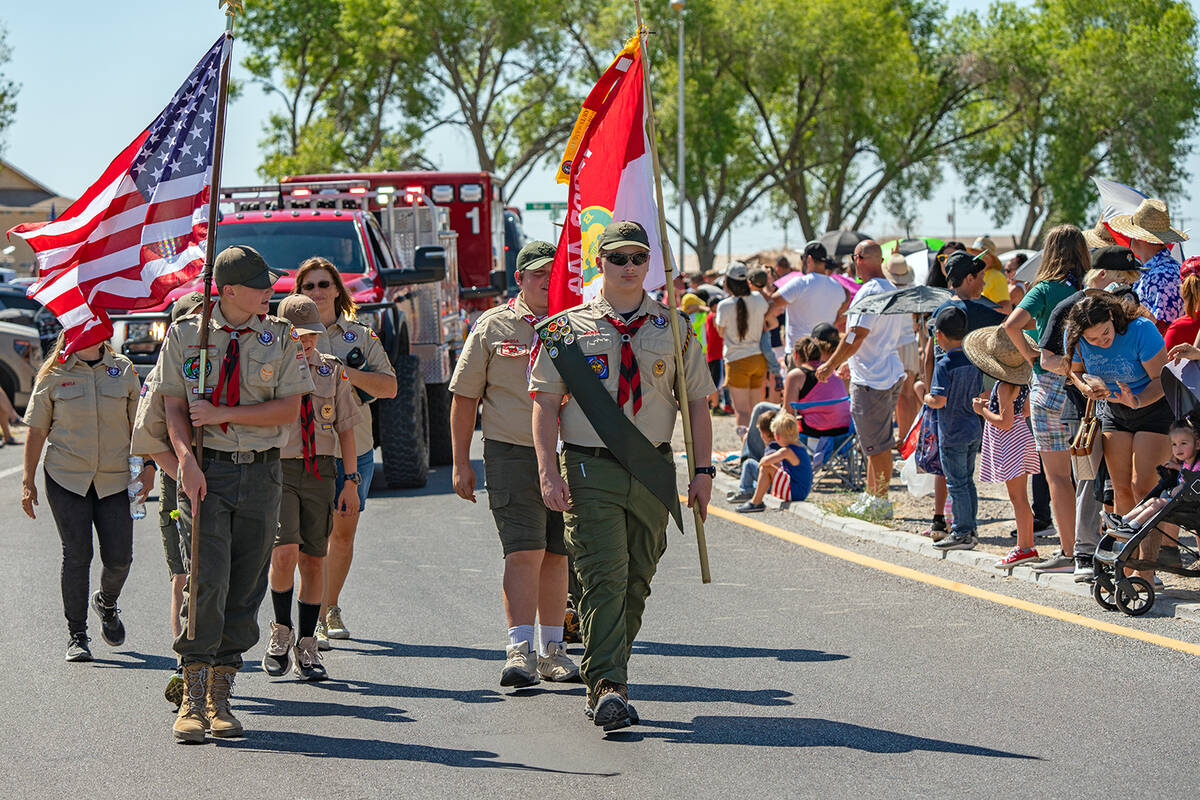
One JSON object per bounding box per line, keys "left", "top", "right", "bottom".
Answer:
{"left": 128, "top": 456, "right": 147, "bottom": 520}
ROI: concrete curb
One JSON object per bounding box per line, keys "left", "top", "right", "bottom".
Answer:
{"left": 714, "top": 473, "right": 1200, "bottom": 625}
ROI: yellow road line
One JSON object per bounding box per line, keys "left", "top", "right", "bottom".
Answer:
{"left": 704, "top": 503, "right": 1200, "bottom": 658}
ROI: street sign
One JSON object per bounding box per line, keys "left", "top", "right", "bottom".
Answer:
{"left": 525, "top": 201, "right": 569, "bottom": 211}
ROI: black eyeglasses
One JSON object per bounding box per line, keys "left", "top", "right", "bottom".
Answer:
{"left": 302, "top": 280, "right": 333, "bottom": 291}
{"left": 603, "top": 252, "right": 649, "bottom": 266}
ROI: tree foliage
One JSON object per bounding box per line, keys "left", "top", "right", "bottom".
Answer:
{"left": 0, "top": 23, "right": 19, "bottom": 156}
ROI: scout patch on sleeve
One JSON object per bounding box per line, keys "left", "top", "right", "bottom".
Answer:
{"left": 368, "top": 329, "right": 378, "bottom": 339}
{"left": 586, "top": 354, "right": 609, "bottom": 379}
{"left": 289, "top": 327, "right": 300, "bottom": 341}
{"left": 140, "top": 383, "right": 149, "bottom": 397}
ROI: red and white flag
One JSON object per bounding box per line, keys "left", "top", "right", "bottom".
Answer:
{"left": 7, "top": 35, "right": 230, "bottom": 354}
{"left": 549, "top": 33, "right": 670, "bottom": 314}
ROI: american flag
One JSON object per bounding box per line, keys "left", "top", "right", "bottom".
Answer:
{"left": 7, "top": 35, "right": 229, "bottom": 354}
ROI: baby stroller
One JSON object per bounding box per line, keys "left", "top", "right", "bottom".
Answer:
{"left": 1092, "top": 363, "right": 1200, "bottom": 616}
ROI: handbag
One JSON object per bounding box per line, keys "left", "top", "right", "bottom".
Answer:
{"left": 1070, "top": 398, "right": 1103, "bottom": 481}
{"left": 914, "top": 405, "right": 943, "bottom": 476}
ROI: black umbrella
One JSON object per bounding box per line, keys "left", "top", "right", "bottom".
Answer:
{"left": 1163, "top": 360, "right": 1200, "bottom": 419}
{"left": 896, "top": 237, "right": 933, "bottom": 256}
{"left": 848, "top": 285, "right": 952, "bottom": 315}
{"left": 818, "top": 229, "right": 871, "bottom": 258}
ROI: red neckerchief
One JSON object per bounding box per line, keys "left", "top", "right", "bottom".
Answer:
{"left": 604, "top": 312, "right": 651, "bottom": 414}
{"left": 209, "top": 318, "right": 260, "bottom": 432}
{"left": 510, "top": 297, "right": 547, "bottom": 378}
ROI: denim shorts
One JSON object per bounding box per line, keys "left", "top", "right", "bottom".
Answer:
{"left": 335, "top": 450, "right": 375, "bottom": 510}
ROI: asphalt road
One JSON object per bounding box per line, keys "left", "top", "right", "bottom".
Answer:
{"left": 3, "top": 433, "right": 1200, "bottom": 798}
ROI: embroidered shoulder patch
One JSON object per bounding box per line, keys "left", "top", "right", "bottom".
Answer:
{"left": 586, "top": 354, "right": 609, "bottom": 379}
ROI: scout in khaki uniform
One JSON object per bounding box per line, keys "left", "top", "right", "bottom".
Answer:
{"left": 530, "top": 221, "right": 716, "bottom": 732}
{"left": 264, "top": 295, "right": 361, "bottom": 682}
{"left": 450, "top": 241, "right": 580, "bottom": 688}
{"left": 130, "top": 291, "right": 206, "bottom": 707}
{"left": 145, "top": 245, "right": 314, "bottom": 743}
{"left": 22, "top": 335, "right": 145, "bottom": 663}
{"left": 292, "top": 256, "right": 398, "bottom": 646}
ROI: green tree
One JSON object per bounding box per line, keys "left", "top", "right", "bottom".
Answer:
{"left": 0, "top": 23, "right": 19, "bottom": 155}
{"left": 953, "top": 0, "right": 1200, "bottom": 247}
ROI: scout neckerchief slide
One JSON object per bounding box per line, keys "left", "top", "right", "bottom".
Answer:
{"left": 536, "top": 315, "right": 684, "bottom": 532}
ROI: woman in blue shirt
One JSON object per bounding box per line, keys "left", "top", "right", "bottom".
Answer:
{"left": 1065, "top": 292, "right": 1170, "bottom": 518}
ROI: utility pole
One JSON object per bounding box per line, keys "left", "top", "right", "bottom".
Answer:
{"left": 672, "top": 0, "right": 686, "bottom": 275}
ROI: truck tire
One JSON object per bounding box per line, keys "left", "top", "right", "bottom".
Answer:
{"left": 426, "top": 382, "right": 453, "bottom": 466}
{"left": 379, "top": 354, "right": 429, "bottom": 489}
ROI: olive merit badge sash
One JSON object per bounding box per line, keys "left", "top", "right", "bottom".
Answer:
{"left": 536, "top": 316, "right": 684, "bottom": 532}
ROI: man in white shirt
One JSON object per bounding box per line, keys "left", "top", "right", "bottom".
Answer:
{"left": 814, "top": 240, "right": 906, "bottom": 519}
{"left": 769, "top": 241, "right": 851, "bottom": 357}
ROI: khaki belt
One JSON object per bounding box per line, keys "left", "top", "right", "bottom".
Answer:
{"left": 564, "top": 442, "right": 671, "bottom": 460}
{"left": 202, "top": 447, "right": 279, "bottom": 465}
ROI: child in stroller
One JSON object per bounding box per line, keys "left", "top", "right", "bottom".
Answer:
{"left": 1103, "top": 417, "right": 1200, "bottom": 538}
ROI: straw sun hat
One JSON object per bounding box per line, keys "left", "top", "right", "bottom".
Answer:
{"left": 1107, "top": 198, "right": 1189, "bottom": 245}
{"left": 1083, "top": 219, "right": 1117, "bottom": 250}
{"left": 963, "top": 325, "right": 1037, "bottom": 386}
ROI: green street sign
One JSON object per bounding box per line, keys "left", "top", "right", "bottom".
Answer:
{"left": 525, "top": 201, "right": 569, "bottom": 211}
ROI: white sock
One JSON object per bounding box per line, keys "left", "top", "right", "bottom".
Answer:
{"left": 507, "top": 625, "right": 535, "bottom": 650}
{"left": 538, "top": 625, "right": 564, "bottom": 655}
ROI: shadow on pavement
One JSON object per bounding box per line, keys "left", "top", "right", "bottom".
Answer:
{"left": 337, "top": 638, "right": 503, "bottom": 661}
{"left": 633, "top": 684, "right": 794, "bottom": 706}
{"left": 310, "top": 677, "right": 505, "bottom": 704}
{"left": 90, "top": 651, "right": 178, "bottom": 671}
{"left": 238, "top": 695, "right": 415, "bottom": 724}
{"left": 216, "top": 730, "right": 617, "bottom": 774}
{"left": 632, "top": 641, "right": 849, "bottom": 663}
{"left": 611, "top": 715, "right": 1038, "bottom": 758}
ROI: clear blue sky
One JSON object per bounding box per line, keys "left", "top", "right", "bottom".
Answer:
{"left": 3, "top": 1, "right": 1197, "bottom": 255}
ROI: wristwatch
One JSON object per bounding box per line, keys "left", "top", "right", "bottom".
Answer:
{"left": 694, "top": 466, "right": 716, "bottom": 477}
{"left": 344, "top": 472, "right": 362, "bottom": 485}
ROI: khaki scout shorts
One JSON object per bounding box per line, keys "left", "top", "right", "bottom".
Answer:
{"left": 276, "top": 456, "right": 336, "bottom": 557}
{"left": 484, "top": 439, "right": 567, "bottom": 557}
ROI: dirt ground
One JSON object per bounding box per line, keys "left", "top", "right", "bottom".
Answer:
{"left": 678, "top": 410, "right": 1200, "bottom": 601}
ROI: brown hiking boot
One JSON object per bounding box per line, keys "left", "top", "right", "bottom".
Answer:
{"left": 172, "top": 663, "right": 209, "bottom": 743}
{"left": 206, "top": 665, "right": 244, "bottom": 738}
{"left": 592, "top": 679, "right": 632, "bottom": 731}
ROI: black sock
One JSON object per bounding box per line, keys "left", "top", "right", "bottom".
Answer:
{"left": 932, "top": 514, "right": 946, "bottom": 531}
{"left": 271, "top": 588, "right": 294, "bottom": 628}
{"left": 297, "top": 601, "right": 321, "bottom": 640}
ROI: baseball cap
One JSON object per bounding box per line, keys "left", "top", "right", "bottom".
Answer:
{"left": 214, "top": 245, "right": 278, "bottom": 289}
{"left": 1090, "top": 245, "right": 1144, "bottom": 272}
{"left": 747, "top": 267, "right": 769, "bottom": 288}
{"left": 276, "top": 294, "right": 326, "bottom": 336}
{"left": 970, "top": 236, "right": 997, "bottom": 256}
{"left": 597, "top": 220, "right": 650, "bottom": 252}
{"left": 726, "top": 261, "right": 748, "bottom": 281}
{"left": 944, "top": 251, "right": 985, "bottom": 287}
{"left": 170, "top": 291, "right": 206, "bottom": 323}
{"left": 811, "top": 321, "right": 840, "bottom": 346}
{"left": 934, "top": 305, "right": 968, "bottom": 340}
{"left": 802, "top": 241, "right": 828, "bottom": 262}
{"left": 516, "top": 240, "right": 555, "bottom": 272}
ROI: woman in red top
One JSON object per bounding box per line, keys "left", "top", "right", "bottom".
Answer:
{"left": 704, "top": 295, "right": 728, "bottom": 412}
{"left": 1163, "top": 257, "right": 1200, "bottom": 351}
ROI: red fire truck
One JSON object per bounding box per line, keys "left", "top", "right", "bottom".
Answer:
{"left": 285, "top": 171, "right": 509, "bottom": 309}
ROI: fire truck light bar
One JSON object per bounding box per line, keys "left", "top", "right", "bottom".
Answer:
{"left": 291, "top": 188, "right": 311, "bottom": 197}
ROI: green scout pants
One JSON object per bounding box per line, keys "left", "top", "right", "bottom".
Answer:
{"left": 175, "top": 455, "right": 282, "bottom": 668}
{"left": 159, "top": 471, "right": 184, "bottom": 578}
{"left": 560, "top": 447, "right": 670, "bottom": 690}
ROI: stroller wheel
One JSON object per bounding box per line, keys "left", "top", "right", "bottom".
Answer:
{"left": 1093, "top": 572, "right": 1118, "bottom": 611}
{"left": 1114, "top": 576, "right": 1156, "bottom": 617}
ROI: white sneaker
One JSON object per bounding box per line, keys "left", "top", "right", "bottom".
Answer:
{"left": 847, "top": 492, "right": 872, "bottom": 515}
{"left": 537, "top": 641, "right": 581, "bottom": 682}
{"left": 500, "top": 641, "right": 539, "bottom": 688}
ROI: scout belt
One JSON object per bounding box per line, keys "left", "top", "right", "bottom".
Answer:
{"left": 537, "top": 317, "right": 683, "bottom": 532}
{"left": 202, "top": 447, "right": 280, "bottom": 464}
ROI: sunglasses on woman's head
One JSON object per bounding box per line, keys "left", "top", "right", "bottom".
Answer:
{"left": 603, "top": 252, "right": 649, "bottom": 266}
{"left": 302, "top": 280, "right": 333, "bottom": 291}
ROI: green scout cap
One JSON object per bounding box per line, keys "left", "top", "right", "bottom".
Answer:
{"left": 170, "top": 291, "right": 207, "bottom": 323}
{"left": 276, "top": 294, "right": 326, "bottom": 335}
{"left": 597, "top": 220, "right": 650, "bottom": 253}
{"left": 214, "top": 245, "right": 279, "bottom": 289}
{"left": 516, "top": 240, "right": 556, "bottom": 272}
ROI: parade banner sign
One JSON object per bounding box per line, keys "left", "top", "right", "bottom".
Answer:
{"left": 549, "top": 34, "right": 668, "bottom": 314}
{"left": 7, "top": 36, "right": 230, "bottom": 354}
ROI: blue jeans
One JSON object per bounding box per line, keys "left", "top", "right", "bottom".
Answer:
{"left": 759, "top": 331, "right": 781, "bottom": 378}
{"left": 742, "top": 401, "right": 780, "bottom": 462}
{"left": 335, "top": 450, "right": 376, "bottom": 510}
{"left": 739, "top": 459, "right": 760, "bottom": 495}
{"left": 939, "top": 439, "right": 981, "bottom": 536}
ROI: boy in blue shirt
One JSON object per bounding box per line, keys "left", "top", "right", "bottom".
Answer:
{"left": 924, "top": 306, "right": 984, "bottom": 550}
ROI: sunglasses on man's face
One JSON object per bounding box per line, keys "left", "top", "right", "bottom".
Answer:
{"left": 603, "top": 252, "right": 649, "bottom": 266}
{"left": 302, "top": 280, "right": 333, "bottom": 291}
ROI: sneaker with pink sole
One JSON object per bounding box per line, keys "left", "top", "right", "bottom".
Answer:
{"left": 995, "top": 546, "right": 1039, "bottom": 570}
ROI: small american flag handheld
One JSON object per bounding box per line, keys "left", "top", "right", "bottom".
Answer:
{"left": 7, "top": 35, "right": 230, "bottom": 354}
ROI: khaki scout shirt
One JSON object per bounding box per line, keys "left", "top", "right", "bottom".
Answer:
{"left": 151, "top": 303, "right": 315, "bottom": 452}
{"left": 528, "top": 293, "right": 715, "bottom": 447}
{"left": 320, "top": 314, "right": 395, "bottom": 457}
{"left": 449, "top": 295, "right": 540, "bottom": 448}
{"left": 130, "top": 360, "right": 169, "bottom": 457}
{"left": 24, "top": 350, "right": 141, "bottom": 498}
{"left": 282, "top": 351, "right": 361, "bottom": 459}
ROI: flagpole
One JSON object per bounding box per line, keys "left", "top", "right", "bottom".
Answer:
{"left": 635, "top": 0, "right": 711, "bottom": 583}
{"left": 187, "top": 1, "right": 240, "bottom": 639}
